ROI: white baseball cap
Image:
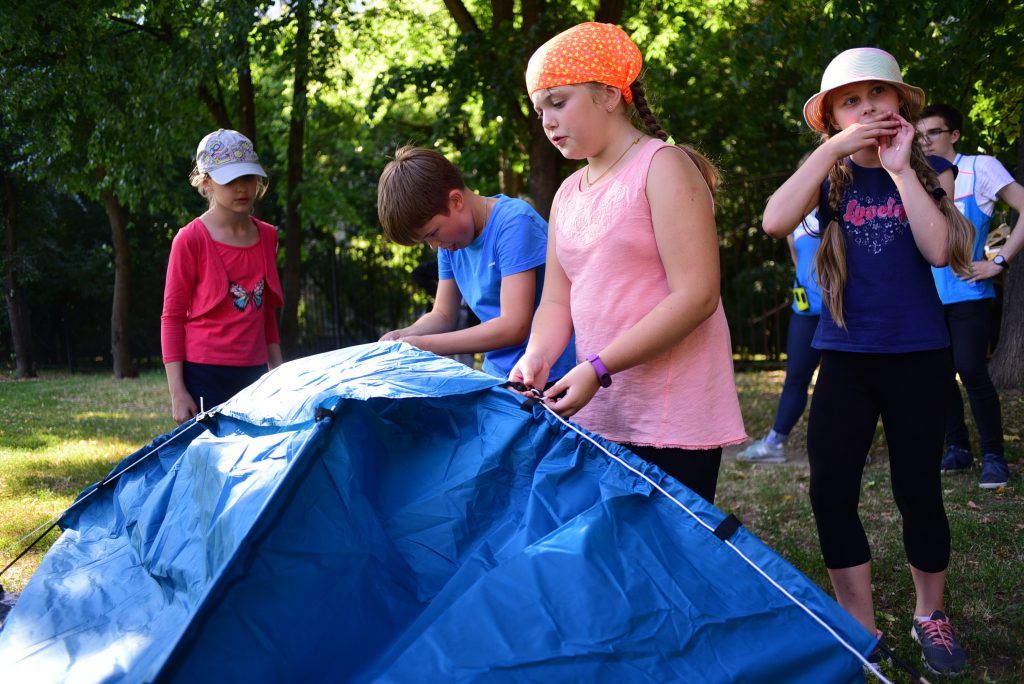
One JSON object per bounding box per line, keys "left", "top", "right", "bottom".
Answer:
{"left": 195, "top": 129, "right": 267, "bottom": 184}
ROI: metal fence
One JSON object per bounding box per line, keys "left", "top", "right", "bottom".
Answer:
{"left": 290, "top": 173, "right": 796, "bottom": 364}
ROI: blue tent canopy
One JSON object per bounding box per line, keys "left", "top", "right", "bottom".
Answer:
{"left": 0, "top": 343, "right": 875, "bottom": 682}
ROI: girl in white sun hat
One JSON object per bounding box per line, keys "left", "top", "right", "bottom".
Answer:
{"left": 161, "top": 129, "right": 284, "bottom": 424}
{"left": 763, "top": 48, "right": 974, "bottom": 676}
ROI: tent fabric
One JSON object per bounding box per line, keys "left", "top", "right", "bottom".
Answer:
{"left": 0, "top": 342, "right": 875, "bottom": 682}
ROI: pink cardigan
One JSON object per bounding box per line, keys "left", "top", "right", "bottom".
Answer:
{"left": 161, "top": 217, "right": 283, "bottom": 365}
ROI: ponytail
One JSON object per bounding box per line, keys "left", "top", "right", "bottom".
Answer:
{"left": 629, "top": 78, "right": 719, "bottom": 196}
{"left": 816, "top": 160, "right": 853, "bottom": 328}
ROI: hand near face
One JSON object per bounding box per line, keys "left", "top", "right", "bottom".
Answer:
{"left": 825, "top": 111, "right": 901, "bottom": 159}
{"left": 878, "top": 114, "right": 915, "bottom": 174}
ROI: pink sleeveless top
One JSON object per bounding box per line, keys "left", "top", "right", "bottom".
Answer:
{"left": 554, "top": 138, "right": 746, "bottom": 448}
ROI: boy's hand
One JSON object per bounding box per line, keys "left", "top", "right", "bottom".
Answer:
{"left": 963, "top": 259, "right": 1003, "bottom": 282}
{"left": 508, "top": 351, "right": 551, "bottom": 394}
{"left": 825, "top": 112, "right": 900, "bottom": 159}
{"left": 400, "top": 335, "right": 432, "bottom": 352}
{"left": 543, "top": 362, "right": 600, "bottom": 419}
{"left": 379, "top": 328, "right": 406, "bottom": 342}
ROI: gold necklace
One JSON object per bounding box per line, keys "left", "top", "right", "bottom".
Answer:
{"left": 585, "top": 137, "right": 640, "bottom": 188}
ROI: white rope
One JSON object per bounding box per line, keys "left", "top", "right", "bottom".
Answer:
{"left": 532, "top": 400, "right": 892, "bottom": 684}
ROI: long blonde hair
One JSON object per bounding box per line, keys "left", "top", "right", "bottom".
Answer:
{"left": 815, "top": 103, "right": 974, "bottom": 328}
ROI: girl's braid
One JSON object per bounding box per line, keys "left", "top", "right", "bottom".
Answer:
{"left": 629, "top": 78, "right": 720, "bottom": 195}
{"left": 816, "top": 160, "right": 852, "bottom": 327}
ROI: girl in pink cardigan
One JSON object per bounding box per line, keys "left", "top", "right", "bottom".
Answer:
{"left": 161, "top": 129, "right": 284, "bottom": 424}
{"left": 511, "top": 23, "right": 745, "bottom": 503}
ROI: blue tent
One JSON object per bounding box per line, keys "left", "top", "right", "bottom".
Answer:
{"left": 0, "top": 343, "right": 876, "bottom": 682}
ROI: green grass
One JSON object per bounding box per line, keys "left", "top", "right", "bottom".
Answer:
{"left": 1, "top": 368, "right": 1021, "bottom": 681}
{"left": 0, "top": 371, "right": 170, "bottom": 591}
{"left": 724, "top": 371, "right": 1024, "bottom": 682}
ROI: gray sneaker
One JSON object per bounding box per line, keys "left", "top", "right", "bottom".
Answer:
{"left": 737, "top": 438, "right": 786, "bottom": 463}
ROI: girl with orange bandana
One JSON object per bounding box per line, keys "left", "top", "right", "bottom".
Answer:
{"left": 510, "top": 22, "right": 745, "bottom": 504}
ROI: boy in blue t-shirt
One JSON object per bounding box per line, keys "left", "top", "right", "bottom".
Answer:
{"left": 377, "top": 146, "right": 574, "bottom": 381}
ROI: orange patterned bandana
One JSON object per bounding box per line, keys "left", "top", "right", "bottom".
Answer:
{"left": 526, "top": 22, "right": 643, "bottom": 104}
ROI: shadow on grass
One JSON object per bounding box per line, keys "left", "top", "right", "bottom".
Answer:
{"left": 5, "top": 455, "right": 124, "bottom": 498}
{"left": 2, "top": 413, "right": 169, "bottom": 454}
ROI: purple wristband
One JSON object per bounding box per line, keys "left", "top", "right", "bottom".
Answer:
{"left": 585, "top": 354, "right": 612, "bottom": 388}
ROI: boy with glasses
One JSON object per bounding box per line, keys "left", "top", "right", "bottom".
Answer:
{"left": 917, "top": 103, "right": 1024, "bottom": 489}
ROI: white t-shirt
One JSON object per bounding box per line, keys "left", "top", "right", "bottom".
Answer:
{"left": 955, "top": 154, "right": 1015, "bottom": 217}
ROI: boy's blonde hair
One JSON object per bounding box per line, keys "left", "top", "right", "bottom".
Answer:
{"left": 377, "top": 146, "right": 466, "bottom": 246}
{"left": 188, "top": 166, "right": 269, "bottom": 206}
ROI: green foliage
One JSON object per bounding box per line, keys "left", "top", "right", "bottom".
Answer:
{"left": 1, "top": 0, "right": 1021, "bottom": 365}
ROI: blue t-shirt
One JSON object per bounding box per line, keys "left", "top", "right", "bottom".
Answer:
{"left": 792, "top": 213, "right": 822, "bottom": 316}
{"left": 437, "top": 195, "right": 575, "bottom": 379}
{"left": 812, "top": 156, "right": 954, "bottom": 353}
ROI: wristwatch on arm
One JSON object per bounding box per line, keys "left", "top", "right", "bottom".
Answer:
{"left": 993, "top": 254, "right": 1009, "bottom": 270}
{"left": 585, "top": 354, "right": 612, "bottom": 388}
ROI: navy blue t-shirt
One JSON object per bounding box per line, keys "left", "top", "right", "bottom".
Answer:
{"left": 812, "top": 156, "right": 955, "bottom": 353}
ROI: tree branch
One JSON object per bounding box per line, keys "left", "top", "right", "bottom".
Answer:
{"left": 594, "top": 0, "right": 626, "bottom": 24}
{"left": 491, "top": 0, "right": 513, "bottom": 29}
{"left": 106, "top": 15, "right": 173, "bottom": 43}
{"left": 442, "top": 0, "right": 479, "bottom": 33}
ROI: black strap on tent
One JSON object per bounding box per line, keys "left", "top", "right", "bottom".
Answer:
{"left": 875, "top": 640, "right": 931, "bottom": 683}
{"left": 502, "top": 381, "right": 544, "bottom": 413}
{"left": 713, "top": 514, "right": 742, "bottom": 541}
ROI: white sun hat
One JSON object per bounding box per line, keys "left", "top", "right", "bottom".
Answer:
{"left": 803, "top": 47, "right": 925, "bottom": 133}
{"left": 195, "top": 129, "right": 267, "bottom": 184}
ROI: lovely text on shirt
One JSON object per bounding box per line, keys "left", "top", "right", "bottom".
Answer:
{"left": 843, "top": 197, "right": 906, "bottom": 226}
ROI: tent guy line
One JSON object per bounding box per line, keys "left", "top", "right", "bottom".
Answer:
{"left": 530, "top": 396, "right": 895, "bottom": 684}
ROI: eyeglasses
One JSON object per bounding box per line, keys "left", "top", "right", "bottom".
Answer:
{"left": 916, "top": 128, "right": 952, "bottom": 142}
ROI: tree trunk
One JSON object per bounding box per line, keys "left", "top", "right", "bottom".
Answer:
{"left": 99, "top": 187, "right": 136, "bottom": 378}
{"left": 237, "top": 39, "right": 257, "bottom": 141}
{"left": 2, "top": 173, "right": 36, "bottom": 378}
{"left": 199, "top": 83, "right": 233, "bottom": 130}
{"left": 526, "top": 116, "right": 564, "bottom": 220}
{"left": 989, "top": 111, "right": 1024, "bottom": 389}
{"left": 280, "top": 0, "right": 311, "bottom": 352}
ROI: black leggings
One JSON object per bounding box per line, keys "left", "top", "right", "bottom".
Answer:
{"left": 945, "top": 300, "right": 1004, "bottom": 456}
{"left": 621, "top": 444, "right": 723, "bottom": 504}
{"left": 806, "top": 349, "right": 952, "bottom": 572}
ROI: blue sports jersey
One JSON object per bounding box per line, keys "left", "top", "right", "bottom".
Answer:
{"left": 792, "top": 213, "right": 822, "bottom": 316}
{"left": 930, "top": 154, "right": 1013, "bottom": 304}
